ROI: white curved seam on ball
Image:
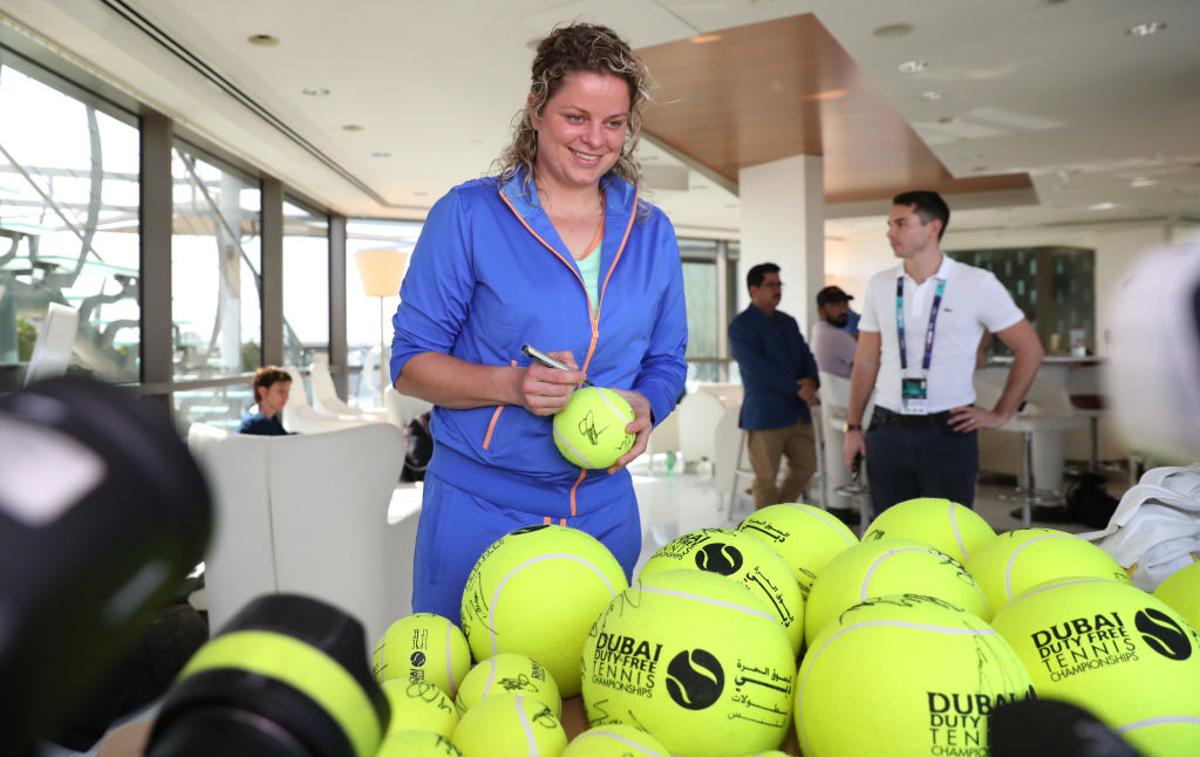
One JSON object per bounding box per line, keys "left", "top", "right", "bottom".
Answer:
{"left": 1010, "top": 575, "right": 1110, "bottom": 604}
{"left": 638, "top": 585, "right": 775, "bottom": 622}
{"left": 582, "top": 730, "right": 667, "bottom": 757}
{"left": 596, "top": 387, "right": 634, "bottom": 422}
{"left": 859, "top": 547, "right": 929, "bottom": 601}
{"left": 1004, "top": 533, "right": 1068, "bottom": 599}
{"left": 514, "top": 695, "right": 537, "bottom": 756}
{"left": 949, "top": 502, "right": 968, "bottom": 560}
{"left": 796, "top": 618, "right": 997, "bottom": 752}
{"left": 553, "top": 427, "right": 594, "bottom": 468}
{"left": 482, "top": 655, "right": 499, "bottom": 701}
{"left": 489, "top": 553, "right": 617, "bottom": 657}
{"left": 798, "top": 506, "right": 856, "bottom": 544}
{"left": 444, "top": 624, "right": 459, "bottom": 695}
{"left": 1119, "top": 715, "right": 1200, "bottom": 732}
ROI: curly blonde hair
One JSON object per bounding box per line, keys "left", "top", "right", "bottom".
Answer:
{"left": 497, "top": 23, "right": 653, "bottom": 192}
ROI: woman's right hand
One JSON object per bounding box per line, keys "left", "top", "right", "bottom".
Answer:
{"left": 516, "top": 350, "right": 581, "bottom": 416}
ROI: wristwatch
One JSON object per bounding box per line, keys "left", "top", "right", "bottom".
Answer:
{"left": 845, "top": 422, "right": 863, "bottom": 432}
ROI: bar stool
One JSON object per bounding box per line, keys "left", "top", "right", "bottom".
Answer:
{"left": 997, "top": 414, "right": 1089, "bottom": 526}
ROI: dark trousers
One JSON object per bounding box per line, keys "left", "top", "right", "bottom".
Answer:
{"left": 864, "top": 409, "right": 979, "bottom": 516}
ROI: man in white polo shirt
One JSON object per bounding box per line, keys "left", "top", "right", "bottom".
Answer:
{"left": 843, "top": 191, "right": 1044, "bottom": 514}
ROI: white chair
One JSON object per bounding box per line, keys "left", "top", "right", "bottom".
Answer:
{"left": 310, "top": 360, "right": 387, "bottom": 421}
{"left": 817, "top": 372, "right": 874, "bottom": 517}
{"left": 187, "top": 422, "right": 408, "bottom": 643}
{"left": 677, "top": 390, "right": 727, "bottom": 467}
{"left": 385, "top": 386, "right": 434, "bottom": 429}
{"left": 645, "top": 406, "right": 681, "bottom": 472}
{"left": 712, "top": 404, "right": 755, "bottom": 516}
{"left": 24, "top": 302, "right": 79, "bottom": 386}
{"left": 281, "top": 364, "right": 371, "bottom": 434}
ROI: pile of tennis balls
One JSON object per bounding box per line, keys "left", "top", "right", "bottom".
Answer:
{"left": 367, "top": 500, "right": 1200, "bottom": 757}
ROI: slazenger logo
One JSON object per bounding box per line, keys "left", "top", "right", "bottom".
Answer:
{"left": 1135, "top": 608, "right": 1192, "bottom": 661}
{"left": 694, "top": 543, "right": 743, "bottom": 575}
{"left": 666, "top": 650, "right": 724, "bottom": 710}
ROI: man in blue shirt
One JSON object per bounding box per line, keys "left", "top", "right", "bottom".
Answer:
{"left": 237, "top": 366, "right": 292, "bottom": 436}
{"left": 729, "top": 263, "right": 820, "bottom": 508}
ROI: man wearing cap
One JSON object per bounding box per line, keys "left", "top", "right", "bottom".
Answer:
{"left": 844, "top": 191, "right": 1043, "bottom": 514}
{"left": 729, "top": 263, "right": 820, "bottom": 509}
{"left": 813, "top": 286, "right": 859, "bottom": 379}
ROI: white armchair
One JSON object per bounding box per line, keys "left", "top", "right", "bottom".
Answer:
{"left": 24, "top": 302, "right": 78, "bottom": 386}
{"left": 384, "top": 386, "right": 433, "bottom": 430}
{"left": 187, "top": 422, "right": 409, "bottom": 643}
{"left": 309, "top": 360, "right": 387, "bottom": 421}
{"left": 677, "top": 391, "right": 727, "bottom": 466}
{"left": 281, "top": 365, "right": 372, "bottom": 434}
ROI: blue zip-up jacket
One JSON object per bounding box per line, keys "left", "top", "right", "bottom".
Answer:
{"left": 729, "top": 305, "right": 819, "bottom": 430}
{"left": 390, "top": 169, "right": 688, "bottom": 520}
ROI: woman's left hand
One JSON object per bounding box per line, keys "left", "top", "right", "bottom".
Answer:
{"left": 607, "top": 390, "right": 653, "bottom": 474}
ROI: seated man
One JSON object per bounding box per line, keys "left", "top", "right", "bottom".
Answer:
{"left": 238, "top": 366, "right": 292, "bottom": 436}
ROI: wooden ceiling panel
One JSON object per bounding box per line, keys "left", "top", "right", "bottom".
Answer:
{"left": 636, "top": 14, "right": 1032, "bottom": 204}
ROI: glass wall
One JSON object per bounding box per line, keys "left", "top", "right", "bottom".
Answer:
{"left": 680, "top": 239, "right": 720, "bottom": 382}
{"left": 283, "top": 198, "right": 329, "bottom": 368}
{"left": 346, "top": 218, "right": 422, "bottom": 408}
{"left": 0, "top": 53, "right": 141, "bottom": 389}
{"left": 170, "top": 143, "right": 262, "bottom": 428}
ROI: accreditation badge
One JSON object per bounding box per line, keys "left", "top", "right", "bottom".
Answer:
{"left": 901, "top": 377, "right": 929, "bottom": 415}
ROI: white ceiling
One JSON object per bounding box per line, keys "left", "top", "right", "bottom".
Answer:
{"left": 1, "top": 0, "right": 1197, "bottom": 236}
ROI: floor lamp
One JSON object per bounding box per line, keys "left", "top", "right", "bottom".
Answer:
{"left": 353, "top": 248, "right": 409, "bottom": 408}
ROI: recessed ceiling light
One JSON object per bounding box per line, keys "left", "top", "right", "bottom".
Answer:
{"left": 247, "top": 34, "right": 279, "bottom": 47}
{"left": 898, "top": 60, "right": 928, "bottom": 74}
{"left": 1127, "top": 21, "right": 1166, "bottom": 37}
{"left": 690, "top": 33, "right": 722, "bottom": 44}
{"left": 342, "top": 124, "right": 364, "bottom": 132}
{"left": 1130, "top": 177, "right": 1158, "bottom": 188}
{"left": 873, "top": 23, "right": 914, "bottom": 38}
{"left": 302, "top": 87, "right": 330, "bottom": 97}
{"left": 1088, "top": 202, "right": 1117, "bottom": 211}
{"left": 371, "top": 151, "right": 391, "bottom": 158}
{"left": 921, "top": 90, "right": 945, "bottom": 101}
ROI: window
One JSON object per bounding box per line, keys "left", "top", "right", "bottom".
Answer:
{"left": 170, "top": 143, "right": 261, "bottom": 427}
{"left": 283, "top": 198, "right": 329, "bottom": 367}
{"left": 0, "top": 53, "right": 141, "bottom": 387}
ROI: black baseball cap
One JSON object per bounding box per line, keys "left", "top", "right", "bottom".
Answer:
{"left": 817, "top": 286, "right": 854, "bottom": 306}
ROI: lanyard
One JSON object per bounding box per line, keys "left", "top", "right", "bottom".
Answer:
{"left": 896, "top": 275, "right": 947, "bottom": 373}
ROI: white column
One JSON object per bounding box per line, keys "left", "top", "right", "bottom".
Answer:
{"left": 738, "top": 155, "right": 824, "bottom": 335}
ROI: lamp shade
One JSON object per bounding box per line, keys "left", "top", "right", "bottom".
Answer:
{"left": 354, "top": 248, "right": 410, "bottom": 297}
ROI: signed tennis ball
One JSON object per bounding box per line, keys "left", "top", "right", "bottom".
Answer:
{"left": 553, "top": 387, "right": 635, "bottom": 469}
{"left": 1152, "top": 560, "right": 1200, "bottom": 632}
{"left": 452, "top": 694, "right": 567, "bottom": 757}
{"left": 863, "top": 497, "right": 996, "bottom": 565}
{"left": 455, "top": 653, "right": 562, "bottom": 718}
{"left": 380, "top": 680, "right": 458, "bottom": 738}
{"left": 563, "top": 723, "right": 670, "bottom": 756}
{"left": 373, "top": 613, "right": 472, "bottom": 697}
{"left": 376, "top": 730, "right": 464, "bottom": 757}
{"left": 738, "top": 503, "right": 859, "bottom": 597}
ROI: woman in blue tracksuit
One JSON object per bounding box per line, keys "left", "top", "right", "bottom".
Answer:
{"left": 390, "top": 23, "right": 688, "bottom": 623}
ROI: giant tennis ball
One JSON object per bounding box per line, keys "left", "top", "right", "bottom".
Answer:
{"left": 563, "top": 723, "right": 670, "bottom": 756}
{"left": 863, "top": 497, "right": 996, "bottom": 565}
{"left": 992, "top": 577, "right": 1200, "bottom": 757}
{"left": 381, "top": 680, "right": 457, "bottom": 738}
{"left": 553, "top": 387, "right": 635, "bottom": 469}
{"left": 796, "top": 594, "right": 1034, "bottom": 757}
{"left": 738, "top": 503, "right": 858, "bottom": 597}
{"left": 452, "top": 694, "right": 567, "bottom": 757}
{"left": 965, "top": 528, "right": 1131, "bottom": 614}
{"left": 373, "top": 613, "right": 472, "bottom": 697}
{"left": 1153, "top": 560, "right": 1200, "bottom": 632}
{"left": 455, "top": 653, "right": 561, "bottom": 717}
{"left": 461, "top": 525, "right": 627, "bottom": 697}
{"left": 377, "top": 730, "right": 464, "bottom": 757}
{"left": 639, "top": 528, "right": 805, "bottom": 653}
{"left": 581, "top": 570, "right": 794, "bottom": 757}
{"left": 805, "top": 538, "right": 990, "bottom": 646}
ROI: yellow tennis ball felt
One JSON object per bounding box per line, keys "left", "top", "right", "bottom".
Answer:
{"left": 965, "top": 528, "right": 1132, "bottom": 614}
{"left": 991, "top": 577, "right": 1200, "bottom": 757}
{"left": 639, "top": 527, "right": 805, "bottom": 653}
{"left": 380, "top": 680, "right": 458, "bottom": 738}
{"left": 373, "top": 613, "right": 472, "bottom": 697}
{"left": 563, "top": 724, "right": 670, "bottom": 756}
{"left": 461, "top": 524, "right": 628, "bottom": 698}
{"left": 553, "top": 387, "right": 635, "bottom": 469}
{"left": 451, "top": 694, "right": 567, "bottom": 757}
{"left": 581, "top": 570, "right": 795, "bottom": 757}
{"left": 376, "top": 730, "right": 464, "bottom": 757}
{"left": 737, "top": 503, "right": 858, "bottom": 597}
{"left": 796, "top": 594, "right": 1034, "bottom": 757}
{"left": 804, "top": 538, "right": 990, "bottom": 646}
{"left": 455, "top": 653, "right": 562, "bottom": 717}
{"left": 863, "top": 497, "right": 996, "bottom": 565}
{"left": 1153, "top": 560, "right": 1200, "bottom": 632}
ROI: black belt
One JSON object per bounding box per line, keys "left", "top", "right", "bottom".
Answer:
{"left": 871, "top": 406, "right": 958, "bottom": 429}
